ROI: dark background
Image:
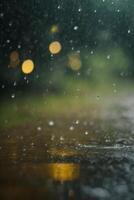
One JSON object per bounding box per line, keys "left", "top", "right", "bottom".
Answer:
{"left": 0, "top": 0, "right": 134, "bottom": 92}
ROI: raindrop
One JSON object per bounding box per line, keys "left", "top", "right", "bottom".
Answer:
{"left": 1, "top": 84, "right": 5, "bottom": 89}
{"left": 75, "top": 120, "right": 79, "bottom": 125}
{"left": 60, "top": 136, "right": 64, "bottom": 141}
{"left": 107, "top": 55, "right": 111, "bottom": 60}
{"left": 69, "top": 126, "right": 74, "bottom": 131}
{"left": 9, "top": 22, "right": 12, "bottom": 27}
{"left": 37, "top": 126, "right": 42, "bottom": 131}
{"left": 96, "top": 96, "right": 100, "bottom": 100}
{"left": 13, "top": 81, "right": 17, "bottom": 86}
{"left": 83, "top": 121, "right": 88, "bottom": 126}
{"left": 20, "top": 136, "right": 24, "bottom": 140}
{"left": 57, "top": 5, "right": 61, "bottom": 9}
{"left": 48, "top": 121, "right": 55, "bottom": 126}
{"left": 11, "top": 94, "right": 15, "bottom": 98}
{"left": 78, "top": 8, "right": 82, "bottom": 12}
{"left": 51, "top": 135, "right": 55, "bottom": 141}
{"left": 18, "top": 44, "right": 21, "bottom": 49}
{"left": 112, "top": 83, "right": 116, "bottom": 87}
{"left": 31, "top": 142, "right": 35, "bottom": 146}
{"left": 74, "top": 26, "right": 78, "bottom": 31}
{"left": 22, "top": 148, "right": 26, "bottom": 152}
{"left": 0, "top": 13, "right": 4, "bottom": 18}
{"left": 128, "top": 29, "right": 131, "bottom": 34}
{"left": 85, "top": 131, "right": 89, "bottom": 135}
{"left": 6, "top": 40, "right": 10, "bottom": 43}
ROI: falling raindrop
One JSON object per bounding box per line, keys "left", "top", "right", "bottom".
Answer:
{"left": 73, "top": 26, "right": 78, "bottom": 30}
{"left": 78, "top": 8, "right": 82, "bottom": 12}
{"left": 31, "top": 142, "right": 35, "bottom": 147}
{"left": 37, "top": 126, "right": 42, "bottom": 131}
{"left": 128, "top": 29, "right": 131, "bottom": 34}
{"left": 75, "top": 120, "right": 79, "bottom": 125}
{"left": 60, "top": 136, "right": 64, "bottom": 141}
{"left": 85, "top": 131, "right": 89, "bottom": 135}
{"left": 48, "top": 121, "right": 55, "bottom": 126}
{"left": 51, "top": 135, "right": 55, "bottom": 141}
{"left": 20, "top": 136, "right": 24, "bottom": 140}
{"left": 69, "top": 126, "right": 74, "bottom": 131}
{"left": 107, "top": 55, "right": 111, "bottom": 60}
{"left": 96, "top": 96, "right": 100, "bottom": 100}
{"left": 11, "top": 94, "right": 15, "bottom": 99}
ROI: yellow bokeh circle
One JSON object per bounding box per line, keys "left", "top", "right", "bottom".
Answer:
{"left": 68, "top": 53, "right": 82, "bottom": 71}
{"left": 49, "top": 41, "right": 62, "bottom": 54}
{"left": 22, "top": 59, "right": 34, "bottom": 74}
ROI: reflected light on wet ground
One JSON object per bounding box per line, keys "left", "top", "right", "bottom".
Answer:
{"left": 1, "top": 95, "right": 134, "bottom": 199}
{"left": 46, "top": 163, "right": 80, "bottom": 182}
{"left": 22, "top": 163, "right": 80, "bottom": 182}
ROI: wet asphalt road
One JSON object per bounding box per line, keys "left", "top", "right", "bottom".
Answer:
{"left": 0, "top": 95, "right": 134, "bottom": 200}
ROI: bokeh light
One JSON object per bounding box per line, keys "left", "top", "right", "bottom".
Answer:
{"left": 22, "top": 59, "right": 34, "bottom": 74}
{"left": 68, "top": 53, "right": 82, "bottom": 71}
{"left": 49, "top": 41, "right": 62, "bottom": 54}
{"left": 9, "top": 51, "right": 19, "bottom": 68}
{"left": 50, "top": 25, "right": 59, "bottom": 34}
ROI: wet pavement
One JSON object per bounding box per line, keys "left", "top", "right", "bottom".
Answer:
{"left": 0, "top": 95, "right": 134, "bottom": 200}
